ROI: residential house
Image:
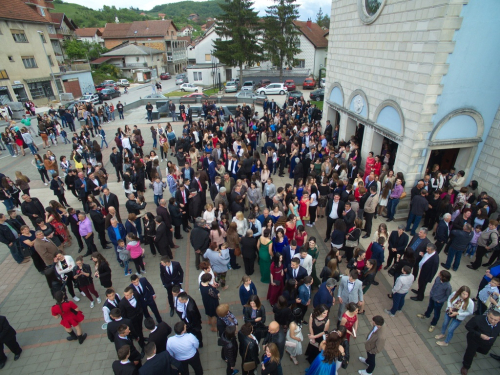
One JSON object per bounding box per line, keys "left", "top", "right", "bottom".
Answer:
{"left": 0, "top": 0, "right": 64, "bottom": 105}
{"left": 179, "top": 25, "right": 193, "bottom": 36}
{"left": 47, "top": 12, "right": 77, "bottom": 64}
{"left": 91, "top": 44, "right": 163, "bottom": 83}
{"left": 291, "top": 20, "right": 328, "bottom": 78}
{"left": 187, "top": 14, "right": 199, "bottom": 22}
{"left": 102, "top": 20, "right": 187, "bottom": 74}
{"left": 75, "top": 27, "right": 104, "bottom": 47}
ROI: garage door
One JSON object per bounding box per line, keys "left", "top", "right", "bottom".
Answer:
{"left": 63, "top": 78, "right": 82, "bottom": 98}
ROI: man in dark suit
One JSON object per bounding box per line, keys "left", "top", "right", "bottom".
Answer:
{"left": 181, "top": 162, "right": 195, "bottom": 182}
{"left": 385, "top": 225, "right": 410, "bottom": 269}
{"left": 282, "top": 240, "right": 300, "bottom": 275}
{"left": 0, "top": 315, "right": 22, "bottom": 368}
{"left": 130, "top": 275, "right": 162, "bottom": 323}
{"left": 174, "top": 184, "right": 190, "bottom": 233}
{"left": 286, "top": 258, "right": 307, "bottom": 283}
{"left": 156, "top": 199, "right": 177, "bottom": 249}
{"left": 348, "top": 161, "right": 358, "bottom": 184}
{"left": 89, "top": 203, "right": 111, "bottom": 249}
{"left": 112, "top": 345, "right": 139, "bottom": 375}
{"left": 192, "top": 172, "right": 207, "bottom": 208}
{"left": 343, "top": 201, "right": 356, "bottom": 231}
{"left": 154, "top": 217, "right": 173, "bottom": 258}
{"left": 144, "top": 317, "right": 172, "bottom": 354}
{"left": 435, "top": 213, "right": 452, "bottom": 254}
{"left": 160, "top": 256, "right": 184, "bottom": 317}
{"left": 119, "top": 287, "right": 145, "bottom": 349}
{"left": 410, "top": 243, "right": 440, "bottom": 301}
{"left": 114, "top": 325, "right": 142, "bottom": 369}
{"left": 207, "top": 156, "right": 217, "bottom": 184}
{"left": 103, "top": 188, "right": 121, "bottom": 223}
{"left": 190, "top": 218, "right": 211, "bottom": 269}
{"left": 67, "top": 208, "right": 84, "bottom": 252}
{"left": 107, "top": 308, "right": 138, "bottom": 343}
{"left": 324, "top": 193, "right": 345, "bottom": 242}
{"left": 139, "top": 342, "right": 177, "bottom": 375}
{"left": 177, "top": 292, "right": 203, "bottom": 347}
{"left": 210, "top": 176, "right": 221, "bottom": 202}
{"left": 20, "top": 194, "right": 44, "bottom": 227}
{"left": 125, "top": 194, "right": 147, "bottom": 240}
{"left": 74, "top": 172, "right": 92, "bottom": 209}
{"left": 110, "top": 147, "right": 124, "bottom": 182}
{"left": 407, "top": 228, "right": 432, "bottom": 279}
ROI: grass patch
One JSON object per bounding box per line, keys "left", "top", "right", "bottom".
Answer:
{"left": 203, "top": 88, "right": 220, "bottom": 96}
{"left": 163, "top": 91, "right": 188, "bottom": 97}
{"left": 311, "top": 101, "right": 323, "bottom": 110}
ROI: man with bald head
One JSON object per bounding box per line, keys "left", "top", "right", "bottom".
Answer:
{"left": 33, "top": 230, "right": 59, "bottom": 265}
{"left": 107, "top": 218, "right": 127, "bottom": 266}
{"left": 20, "top": 194, "right": 44, "bottom": 227}
{"left": 103, "top": 188, "right": 121, "bottom": 223}
{"left": 126, "top": 194, "right": 147, "bottom": 241}
{"left": 262, "top": 321, "right": 286, "bottom": 375}
{"left": 105, "top": 206, "right": 121, "bottom": 229}
{"left": 74, "top": 172, "right": 92, "bottom": 210}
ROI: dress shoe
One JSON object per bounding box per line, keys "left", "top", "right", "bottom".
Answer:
{"left": 371, "top": 281, "right": 379, "bottom": 286}
{"left": 386, "top": 218, "right": 393, "bottom": 222}
{"left": 78, "top": 248, "right": 83, "bottom": 253}
{"left": 387, "top": 294, "right": 393, "bottom": 299}
{"left": 411, "top": 289, "right": 418, "bottom": 294}
{"left": 490, "top": 353, "right": 500, "bottom": 361}
{"left": 175, "top": 236, "right": 184, "bottom": 240}
{"left": 410, "top": 297, "right": 423, "bottom": 301}
{"left": 324, "top": 238, "right": 329, "bottom": 243}
{"left": 170, "top": 309, "right": 175, "bottom": 317}
{"left": 187, "top": 225, "right": 192, "bottom": 230}
{"left": 482, "top": 263, "right": 492, "bottom": 267}
{"left": 83, "top": 252, "right": 92, "bottom": 257}
{"left": 466, "top": 265, "right": 476, "bottom": 270}
{"left": 103, "top": 246, "right": 112, "bottom": 249}
{"left": 460, "top": 367, "right": 468, "bottom": 375}
{"left": 362, "top": 235, "right": 370, "bottom": 239}
{"left": 440, "top": 263, "right": 450, "bottom": 270}
{"left": 0, "top": 362, "right": 5, "bottom": 369}
{"left": 14, "top": 349, "right": 21, "bottom": 360}
{"left": 183, "top": 229, "right": 190, "bottom": 233}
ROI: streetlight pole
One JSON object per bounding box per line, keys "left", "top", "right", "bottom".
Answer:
{"left": 37, "top": 30, "right": 61, "bottom": 97}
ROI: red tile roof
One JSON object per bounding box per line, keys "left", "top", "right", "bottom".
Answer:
{"left": 0, "top": 0, "right": 52, "bottom": 24}
{"left": 75, "top": 27, "right": 101, "bottom": 38}
{"left": 293, "top": 20, "right": 328, "bottom": 49}
{"left": 102, "top": 20, "right": 177, "bottom": 39}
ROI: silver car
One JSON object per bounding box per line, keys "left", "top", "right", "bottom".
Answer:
{"left": 225, "top": 81, "right": 238, "bottom": 93}
{"left": 241, "top": 81, "right": 255, "bottom": 91}
{"left": 235, "top": 91, "right": 267, "bottom": 100}
{"left": 176, "top": 74, "right": 188, "bottom": 85}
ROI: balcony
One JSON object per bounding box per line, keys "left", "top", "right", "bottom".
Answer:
{"left": 125, "top": 63, "right": 148, "bottom": 68}
{"left": 58, "top": 63, "right": 91, "bottom": 72}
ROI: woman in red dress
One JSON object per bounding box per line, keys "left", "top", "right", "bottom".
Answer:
{"left": 298, "top": 192, "right": 310, "bottom": 221}
{"left": 340, "top": 302, "right": 359, "bottom": 342}
{"left": 295, "top": 225, "right": 308, "bottom": 248}
{"left": 362, "top": 151, "right": 376, "bottom": 181}
{"left": 373, "top": 155, "right": 382, "bottom": 176}
{"left": 51, "top": 290, "right": 87, "bottom": 344}
{"left": 266, "top": 253, "right": 284, "bottom": 306}
{"left": 285, "top": 214, "right": 297, "bottom": 242}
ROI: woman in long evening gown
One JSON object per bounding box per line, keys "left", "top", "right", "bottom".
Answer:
{"left": 305, "top": 305, "right": 330, "bottom": 364}
{"left": 267, "top": 253, "right": 284, "bottom": 305}
{"left": 258, "top": 228, "right": 273, "bottom": 284}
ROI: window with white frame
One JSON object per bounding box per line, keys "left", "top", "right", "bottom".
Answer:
{"left": 11, "top": 30, "right": 28, "bottom": 43}
{"left": 296, "top": 59, "right": 305, "bottom": 68}
{"left": 22, "top": 57, "right": 37, "bottom": 69}
{"left": 193, "top": 72, "right": 203, "bottom": 81}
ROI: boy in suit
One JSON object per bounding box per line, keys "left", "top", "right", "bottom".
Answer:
{"left": 144, "top": 317, "right": 172, "bottom": 354}
{"left": 159, "top": 256, "right": 184, "bottom": 317}
{"left": 337, "top": 270, "right": 364, "bottom": 325}
{"left": 114, "top": 325, "right": 142, "bottom": 370}
{"left": 177, "top": 292, "right": 203, "bottom": 347}
{"left": 297, "top": 276, "right": 313, "bottom": 323}
{"left": 119, "top": 287, "right": 145, "bottom": 350}
{"left": 283, "top": 240, "right": 299, "bottom": 274}
{"left": 130, "top": 275, "right": 162, "bottom": 323}
{"left": 112, "top": 345, "right": 138, "bottom": 375}
{"left": 359, "top": 315, "right": 385, "bottom": 375}
{"left": 0, "top": 315, "right": 22, "bottom": 368}
{"left": 294, "top": 248, "right": 313, "bottom": 275}
{"left": 286, "top": 258, "right": 307, "bottom": 282}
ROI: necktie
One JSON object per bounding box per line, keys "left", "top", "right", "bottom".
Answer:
{"left": 198, "top": 180, "right": 202, "bottom": 191}
{"left": 182, "top": 190, "right": 186, "bottom": 203}
{"left": 167, "top": 266, "right": 172, "bottom": 275}
{"left": 138, "top": 285, "right": 143, "bottom": 295}
{"left": 293, "top": 269, "right": 297, "bottom": 278}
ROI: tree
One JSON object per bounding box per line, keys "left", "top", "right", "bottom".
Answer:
{"left": 63, "top": 39, "right": 108, "bottom": 61}
{"left": 213, "top": 0, "right": 263, "bottom": 86}
{"left": 316, "top": 7, "right": 330, "bottom": 29}
{"left": 264, "top": 0, "right": 301, "bottom": 81}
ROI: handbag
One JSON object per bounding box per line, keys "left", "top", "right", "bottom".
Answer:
{"left": 274, "top": 280, "right": 281, "bottom": 286}
{"left": 387, "top": 264, "right": 397, "bottom": 277}
{"left": 234, "top": 245, "right": 241, "bottom": 257}
{"left": 242, "top": 343, "right": 257, "bottom": 371}
{"left": 400, "top": 191, "right": 407, "bottom": 199}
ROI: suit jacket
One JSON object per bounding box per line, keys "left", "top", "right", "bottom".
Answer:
{"left": 89, "top": 209, "right": 106, "bottom": 232}
{"left": 210, "top": 183, "right": 221, "bottom": 202}
{"left": 407, "top": 235, "right": 431, "bottom": 255}
{"left": 75, "top": 177, "right": 92, "bottom": 198}
{"left": 364, "top": 194, "right": 379, "bottom": 214}
{"left": 184, "top": 297, "right": 202, "bottom": 330}
{"left": 156, "top": 206, "right": 173, "bottom": 229}
{"left": 20, "top": 198, "right": 44, "bottom": 223}
{"left": 348, "top": 166, "right": 359, "bottom": 182}
{"left": 181, "top": 167, "right": 195, "bottom": 182}
{"left": 67, "top": 213, "right": 81, "bottom": 234}
{"left": 114, "top": 335, "right": 142, "bottom": 362}
{"left": 119, "top": 297, "right": 143, "bottom": 321}
{"left": 112, "top": 360, "right": 138, "bottom": 375}
{"left": 154, "top": 223, "right": 169, "bottom": 252}
{"left": 107, "top": 317, "right": 134, "bottom": 343}
{"left": 107, "top": 223, "right": 127, "bottom": 246}
{"left": 388, "top": 231, "right": 409, "bottom": 255}
{"left": 418, "top": 251, "right": 440, "bottom": 284}
{"left": 147, "top": 321, "right": 172, "bottom": 354}
{"left": 159, "top": 261, "right": 184, "bottom": 287}
{"left": 139, "top": 351, "right": 176, "bottom": 375}
{"left": 435, "top": 220, "right": 451, "bottom": 242}
{"left": 297, "top": 284, "right": 311, "bottom": 304}
{"left": 105, "top": 213, "right": 122, "bottom": 229}
{"left": 104, "top": 193, "right": 121, "bottom": 220}
{"left": 130, "top": 277, "right": 156, "bottom": 304}
{"left": 168, "top": 204, "right": 182, "bottom": 227}
{"left": 365, "top": 326, "right": 385, "bottom": 354}
{"left": 337, "top": 275, "right": 363, "bottom": 304}
{"left": 285, "top": 265, "right": 307, "bottom": 282}
{"left": 174, "top": 189, "right": 189, "bottom": 207}
{"left": 282, "top": 247, "right": 299, "bottom": 272}
{"left": 326, "top": 199, "right": 345, "bottom": 219}
{"left": 343, "top": 210, "right": 356, "bottom": 230}
{"left": 34, "top": 238, "right": 59, "bottom": 265}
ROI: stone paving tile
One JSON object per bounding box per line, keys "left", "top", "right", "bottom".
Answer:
{"left": 0, "top": 115, "right": 498, "bottom": 374}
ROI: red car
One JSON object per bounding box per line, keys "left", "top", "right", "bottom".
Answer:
{"left": 284, "top": 79, "right": 296, "bottom": 91}
{"left": 302, "top": 77, "right": 316, "bottom": 90}
{"left": 95, "top": 83, "right": 119, "bottom": 92}
{"left": 160, "top": 72, "right": 171, "bottom": 80}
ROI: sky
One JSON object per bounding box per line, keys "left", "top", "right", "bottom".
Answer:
{"left": 64, "top": 0, "right": 332, "bottom": 21}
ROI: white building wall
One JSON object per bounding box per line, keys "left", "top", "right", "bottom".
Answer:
{"left": 189, "top": 29, "right": 217, "bottom": 64}
{"left": 294, "top": 34, "right": 317, "bottom": 75}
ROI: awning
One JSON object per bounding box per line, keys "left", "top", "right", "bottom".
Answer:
{"left": 24, "top": 77, "right": 52, "bottom": 83}
{"left": 90, "top": 56, "right": 124, "bottom": 65}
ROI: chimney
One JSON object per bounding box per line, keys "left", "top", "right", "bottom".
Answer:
{"left": 306, "top": 18, "right": 312, "bottom": 28}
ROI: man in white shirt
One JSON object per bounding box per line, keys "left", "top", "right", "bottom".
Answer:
{"left": 294, "top": 248, "right": 313, "bottom": 275}
{"left": 325, "top": 193, "right": 345, "bottom": 242}
{"left": 166, "top": 321, "right": 203, "bottom": 375}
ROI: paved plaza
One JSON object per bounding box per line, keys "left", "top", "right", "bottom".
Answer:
{"left": 0, "top": 105, "right": 498, "bottom": 375}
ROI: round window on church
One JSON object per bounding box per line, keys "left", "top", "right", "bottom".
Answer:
{"left": 358, "top": 0, "right": 386, "bottom": 24}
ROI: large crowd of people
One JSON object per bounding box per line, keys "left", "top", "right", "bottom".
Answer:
{"left": 0, "top": 95, "right": 499, "bottom": 375}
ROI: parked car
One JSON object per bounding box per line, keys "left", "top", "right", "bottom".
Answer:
{"left": 320, "top": 77, "right": 325, "bottom": 88}
{"left": 117, "top": 79, "right": 130, "bottom": 87}
{"left": 235, "top": 91, "right": 267, "bottom": 100}
{"left": 241, "top": 81, "right": 255, "bottom": 91}
{"left": 95, "top": 83, "right": 119, "bottom": 92}
{"left": 102, "top": 80, "right": 115, "bottom": 85}
{"left": 303, "top": 77, "right": 316, "bottom": 90}
{"left": 160, "top": 72, "right": 171, "bottom": 80}
{"left": 284, "top": 79, "right": 296, "bottom": 91}
{"left": 182, "top": 93, "right": 209, "bottom": 99}
{"left": 100, "top": 88, "right": 121, "bottom": 100}
{"left": 256, "top": 83, "right": 288, "bottom": 95}
{"left": 310, "top": 88, "right": 325, "bottom": 101}
{"left": 257, "top": 79, "right": 272, "bottom": 88}
{"left": 225, "top": 80, "right": 239, "bottom": 93}
{"left": 287, "top": 90, "right": 303, "bottom": 105}
{"left": 179, "top": 83, "right": 200, "bottom": 92}
{"left": 80, "top": 94, "right": 102, "bottom": 105}
{"left": 176, "top": 74, "right": 188, "bottom": 85}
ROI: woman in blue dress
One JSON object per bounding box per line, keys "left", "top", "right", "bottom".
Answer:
{"left": 307, "top": 331, "right": 345, "bottom": 375}
{"left": 272, "top": 228, "right": 289, "bottom": 254}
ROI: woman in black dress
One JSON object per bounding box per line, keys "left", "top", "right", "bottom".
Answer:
{"left": 92, "top": 252, "right": 112, "bottom": 289}
{"left": 304, "top": 304, "right": 330, "bottom": 364}
{"left": 19, "top": 225, "right": 46, "bottom": 272}
{"left": 243, "top": 295, "right": 267, "bottom": 341}
{"left": 200, "top": 273, "right": 220, "bottom": 332}
{"left": 282, "top": 278, "right": 299, "bottom": 307}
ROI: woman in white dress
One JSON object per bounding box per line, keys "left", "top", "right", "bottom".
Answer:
{"left": 285, "top": 319, "right": 303, "bottom": 365}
